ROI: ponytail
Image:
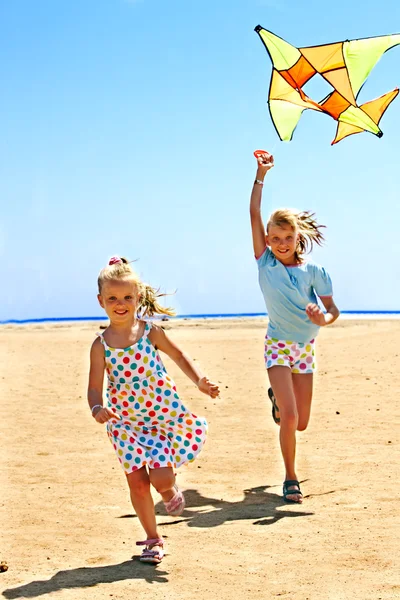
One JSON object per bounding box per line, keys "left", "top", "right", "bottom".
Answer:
{"left": 295, "top": 211, "right": 326, "bottom": 257}
{"left": 138, "top": 283, "right": 176, "bottom": 318}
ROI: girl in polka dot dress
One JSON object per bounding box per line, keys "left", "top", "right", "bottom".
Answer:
{"left": 250, "top": 151, "right": 340, "bottom": 504}
{"left": 88, "top": 256, "right": 219, "bottom": 564}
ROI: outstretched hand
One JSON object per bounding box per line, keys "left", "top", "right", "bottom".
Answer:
{"left": 198, "top": 376, "right": 220, "bottom": 399}
{"left": 254, "top": 150, "right": 274, "bottom": 177}
{"left": 306, "top": 303, "right": 326, "bottom": 326}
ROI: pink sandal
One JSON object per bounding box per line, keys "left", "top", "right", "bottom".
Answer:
{"left": 136, "top": 538, "right": 164, "bottom": 564}
{"left": 163, "top": 485, "right": 186, "bottom": 516}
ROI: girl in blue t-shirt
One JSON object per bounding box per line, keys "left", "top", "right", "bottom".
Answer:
{"left": 250, "top": 150, "right": 340, "bottom": 503}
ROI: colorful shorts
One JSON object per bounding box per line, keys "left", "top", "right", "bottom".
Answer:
{"left": 264, "top": 336, "right": 316, "bottom": 373}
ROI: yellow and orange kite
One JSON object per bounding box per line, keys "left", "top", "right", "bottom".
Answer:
{"left": 255, "top": 26, "right": 400, "bottom": 144}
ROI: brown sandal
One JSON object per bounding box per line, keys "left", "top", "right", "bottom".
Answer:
{"left": 268, "top": 387, "right": 280, "bottom": 424}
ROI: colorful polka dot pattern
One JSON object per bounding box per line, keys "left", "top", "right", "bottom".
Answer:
{"left": 264, "top": 335, "right": 316, "bottom": 373}
{"left": 99, "top": 322, "right": 207, "bottom": 474}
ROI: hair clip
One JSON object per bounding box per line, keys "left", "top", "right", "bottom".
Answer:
{"left": 109, "top": 256, "right": 123, "bottom": 265}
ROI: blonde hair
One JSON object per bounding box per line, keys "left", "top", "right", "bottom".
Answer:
{"left": 97, "top": 257, "right": 175, "bottom": 318}
{"left": 267, "top": 209, "right": 326, "bottom": 262}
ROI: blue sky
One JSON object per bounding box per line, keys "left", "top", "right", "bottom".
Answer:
{"left": 1, "top": 0, "right": 399, "bottom": 320}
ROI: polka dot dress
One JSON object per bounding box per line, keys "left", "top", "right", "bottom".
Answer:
{"left": 99, "top": 322, "right": 208, "bottom": 474}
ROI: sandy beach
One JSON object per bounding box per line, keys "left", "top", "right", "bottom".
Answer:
{"left": 0, "top": 317, "right": 399, "bottom": 600}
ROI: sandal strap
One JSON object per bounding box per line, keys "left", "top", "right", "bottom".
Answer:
{"left": 283, "top": 480, "right": 300, "bottom": 488}
{"left": 141, "top": 549, "right": 162, "bottom": 558}
{"left": 136, "top": 538, "right": 164, "bottom": 547}
{"left": 283, "top": 480, "right": 303, "bottom": 496}
{"left": 164, "top": 486, "right": 183, "bottom": 512}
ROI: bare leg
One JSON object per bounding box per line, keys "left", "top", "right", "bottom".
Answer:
{"left": 148, "top": 467, "right": 176, "bottom": 503}
{"left": 268, "top": 366, "right": 302, "bottom": 503}
{"left": 126, "top": 467, "right": 160, "bottom": 540}
{"left": 293, "top": 373, "right": 313, "bottom": 431}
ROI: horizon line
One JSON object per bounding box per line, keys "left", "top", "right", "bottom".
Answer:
{"left": 1, "top": 310, "right": 400, "bottom": 325}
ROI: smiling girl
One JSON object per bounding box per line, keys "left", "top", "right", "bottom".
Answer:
{"left": 88, "top": 257, "right": 219, "bottom": 563}
{"left": 250, "top": 151, "right": 339, "bottom": 503}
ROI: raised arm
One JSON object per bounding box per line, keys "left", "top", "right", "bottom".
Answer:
{"left": 250, "top": 151, "right": 274, "bottom": 258}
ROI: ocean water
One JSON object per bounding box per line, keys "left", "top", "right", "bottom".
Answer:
{"left": 1, "top": 311, "right": 400, "bottom": 325}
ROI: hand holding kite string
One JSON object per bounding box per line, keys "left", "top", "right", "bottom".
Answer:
{"left": 254, "top": 149, "right": 274, "bottom": 178}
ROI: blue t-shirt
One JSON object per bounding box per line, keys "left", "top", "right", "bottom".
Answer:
{"left": 257, "top": 247, "right": 333, "bottom": 343}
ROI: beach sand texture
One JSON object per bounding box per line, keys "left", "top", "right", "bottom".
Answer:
{"left": 0, "top": 318, "right": 399, "bottom": 600}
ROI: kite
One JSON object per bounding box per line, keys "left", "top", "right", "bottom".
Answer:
{"left": 255, "top": 26, "right": 400, "bottom": 144}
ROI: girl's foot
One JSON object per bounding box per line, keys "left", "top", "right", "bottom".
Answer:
{"left": 136, "top": 538, "right": 164, "bottom": 564}
{"left": 163, "top": 485, "right": 186, "bottom": 516}
{"left": 283, "top": 480, "right": 303, "bottom": 503}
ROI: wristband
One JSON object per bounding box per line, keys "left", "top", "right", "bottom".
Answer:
{"left": 254, "top": 179, "right": 264, "bottom": 185}
{"left": 91, "top": 404, "right": 103, "bottom": 415}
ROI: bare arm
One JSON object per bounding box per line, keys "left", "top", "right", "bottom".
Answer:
{"left": 149, "top": 326, "right": 219, "bottom": 398}
{"left": 87, "top": 337, "right": 120, "bottom": 423}
{"left": 306, "top": 296, "right": 340, "bottom": 327}
{"left": 250, "top": 151, "right": 274, "bottom": 258}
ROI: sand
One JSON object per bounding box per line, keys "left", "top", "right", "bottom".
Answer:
{"left": 0, "top": 317, "right": 399, "bottom": 600}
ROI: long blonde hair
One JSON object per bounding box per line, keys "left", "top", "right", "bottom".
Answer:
{"left": 267, "top": 209, "right": 326, "bottom": 262}
{"left": 97, "top": 257, "right": 175, "bottom": 317}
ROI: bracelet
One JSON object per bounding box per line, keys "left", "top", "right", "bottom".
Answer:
{"left": 254, "top": 179, "right": 264, "bottom": 185}
{"left": 91, "top": 404, "right": 103, "bottom": 415}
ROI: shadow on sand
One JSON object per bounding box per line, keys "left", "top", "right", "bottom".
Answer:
{"left": 2, "top": 484, "right": 315, "bottom": 598}
{"left": 2, "top": 560, "right": 168, "bottom": 599}
{"left": 154, "top": 483, "right": 315, "bottom": 527}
